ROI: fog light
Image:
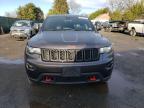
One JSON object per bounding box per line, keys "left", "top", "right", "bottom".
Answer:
{"left": 89, "top": 76, "right": 97, "bottom": 81}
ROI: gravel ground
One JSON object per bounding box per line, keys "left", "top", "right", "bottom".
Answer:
{"left": 0, "top": 31, "right": 144, "bottom": 108}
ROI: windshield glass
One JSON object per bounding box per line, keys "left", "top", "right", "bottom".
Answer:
{"left": 42, "top": 16, "right": 95, "bottom": 31}
{"left": 14, "top": 21, "right": 30, "bottom": 27}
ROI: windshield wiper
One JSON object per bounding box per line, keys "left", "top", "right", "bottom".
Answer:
{"left": 46, "top": 29, "right": 58, "bottom": 31}
{"left": 63, "top": 28, "right": 75, "bottom": 31}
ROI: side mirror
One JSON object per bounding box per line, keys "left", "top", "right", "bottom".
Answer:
{"left": 38, "top": 23, "right": 43, "bottom": 29}
{"left": 33, "top": 23, "right": 39, "bottom": 30}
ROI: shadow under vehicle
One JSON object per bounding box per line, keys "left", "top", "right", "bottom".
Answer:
{"left": 104, "top": 21, "right": 128, "bottom": 33}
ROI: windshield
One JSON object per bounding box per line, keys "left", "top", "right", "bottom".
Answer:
{"left": 42, "top": 16, "right": 95, "bottom": 31}
{"left": 14, "top": 21, "right": 31, "bottom": 27}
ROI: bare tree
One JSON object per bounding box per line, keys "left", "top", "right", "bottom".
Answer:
{"left": 108, "top": 0, "right": 138, "bottom": 11}
{"left": 69, "top": 0, "right": 81, "bottom": 14}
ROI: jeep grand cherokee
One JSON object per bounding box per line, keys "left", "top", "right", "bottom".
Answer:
{"left": 25, "top": 15, "right": 114, "bottom": 84}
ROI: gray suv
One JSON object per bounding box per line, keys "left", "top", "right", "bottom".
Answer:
{"left": 10, "top": 20, "right": 37, "bottom": 39}
{"left": 25, "top": 15, "right": 114, "bottom": 84}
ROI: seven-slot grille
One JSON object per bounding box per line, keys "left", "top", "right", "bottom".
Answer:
{"left": 41, "top": 48, "right": 99, "bottom": 62}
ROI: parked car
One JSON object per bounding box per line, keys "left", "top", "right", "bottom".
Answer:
{"left": 105, "top": 21, "right": 128, "bottom": 32}
{"left": 25, "top": 15, "right": 114, "bottom": 84}
{"left": 10, "top": 20, "right": 37, "bottom": 40}
{"left": 128, "top": 20, "right": 144, "bottom": 36}
{"left": 94, "top": 21, "right": 103, "bottom": 31}
{"left": 102, "top": 21, "right": 111, "bottom": 31}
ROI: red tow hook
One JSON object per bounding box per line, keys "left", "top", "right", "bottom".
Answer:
{"left": 89, "top": 76, "right": 97, "bottom": 81}
{"left": 43, "top": 75, "right": 53, "bottom": 82}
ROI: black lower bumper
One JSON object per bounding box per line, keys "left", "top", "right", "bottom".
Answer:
{"left": 25, "top": 60, "right": 113, "bottom": 84}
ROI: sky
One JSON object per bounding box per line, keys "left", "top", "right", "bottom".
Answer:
{"left": 0, "top": 0, "right": 108, "bottom": 17}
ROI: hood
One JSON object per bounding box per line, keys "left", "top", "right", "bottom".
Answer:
{"left": 11, "top": 26, "right": 31, "bottom": 31}
{"left": 28, "top": 31, "right": 111, "bottom": 49}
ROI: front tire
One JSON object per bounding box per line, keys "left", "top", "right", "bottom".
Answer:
{"left": 130, "top": 29, "right": 136, "bottom": 36}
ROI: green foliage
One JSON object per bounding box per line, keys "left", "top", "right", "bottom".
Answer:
{"left": 48, "top": 0, "right": 69, "bottom": 15}
{"left": 110, "top": 0, "right": 144, "bottom": 21}
{"left": 35, "top": 7, "right": 44, "bottom": 20}
{"left": 17, "top": 3, "right": 44, "bottom": 20}
{"left": 48, "top": 9, "right": 55, "bottom": 15}
{"left": 89, "top": 8, "right": 109, "bottom": 20}
{"left": 123, "top": 1, "right": 144, "bottom": 20}
{"left": 110, "top": 10, "right": 123, "bottom": 20}
{"left": 123, "top": 10, "right": 135, "bottom": 21}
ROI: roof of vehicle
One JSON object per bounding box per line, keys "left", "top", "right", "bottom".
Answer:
{"left": 134, "top": 19, "right": 144, "bottom": 22}
{"left": 47, "top": 14, "right": 88, "bottom": 19}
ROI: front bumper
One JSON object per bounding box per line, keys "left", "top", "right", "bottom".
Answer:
{"left": 112, "top": 27, "right": 125, "bottom": 31}
{"left": 25, "top": 52, "right": 114, "bottom": 84}
{"left": 10, "top": 31, "right": 30, "bottom": 38}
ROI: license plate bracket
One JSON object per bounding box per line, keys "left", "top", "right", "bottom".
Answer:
{"left": 62, "top": 67, "right": 80, "bottom": 77}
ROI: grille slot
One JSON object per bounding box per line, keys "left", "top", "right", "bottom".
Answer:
{"left": 41, "top": 48, "right": 99, "bottom": 62}
{"left": 84, "top": 49, "right": 91, "bottom": 61}
{"left": 59, "top": 50, "right": 66, "bottom": 61}
{"left": 51, "top": 49, "right": 59, "bottom": 61}
{"left": 76, "top": 50, "right": 83, "bottom": 61}
{"left": 67, "top": 50, "right": 76, "bottom": 61}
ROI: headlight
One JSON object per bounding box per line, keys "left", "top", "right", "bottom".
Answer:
{"left": 100, "top": 46, "right": 112, "bottom": 53}
{"left": 25, "top": 29, "right": 30, "bottom": 33}
{"left": 26, "top": 46, "right": 41, "bottom": 54}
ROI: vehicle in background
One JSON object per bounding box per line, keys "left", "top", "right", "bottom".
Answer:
{"left": 91, "top": 20, "right": 102, "bottom": 31}
{"left": 25, "top": 15, "right": 114, "bottom": 84}
{"left": 94, "top": 21, "right": 103, "bottom": 31}
{"left": 102, "top": 21, "right": 110, "bottom": 32}
{"left": 104, "top": 21, "right": 128, "bottom": 32}
{"left": 10, "top": 20, "right": 37, "bottom": 40}
{"left": 128, "top": 20, "right": 144, "bottom": 36}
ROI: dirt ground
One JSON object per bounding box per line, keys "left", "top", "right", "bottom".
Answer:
{"left": 0, "top": 31, "right": 144, "bottom": 108}
{"left": 0, "top": 34, "right": 27, "bottom": 59}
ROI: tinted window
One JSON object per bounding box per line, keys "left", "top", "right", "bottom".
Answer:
{"left": 42, "top": 16, "right": 95, "bottom": 31}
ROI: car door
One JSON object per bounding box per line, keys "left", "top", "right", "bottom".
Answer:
{"left": 135, "top": 22, "right": 143, "bottom": 33}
